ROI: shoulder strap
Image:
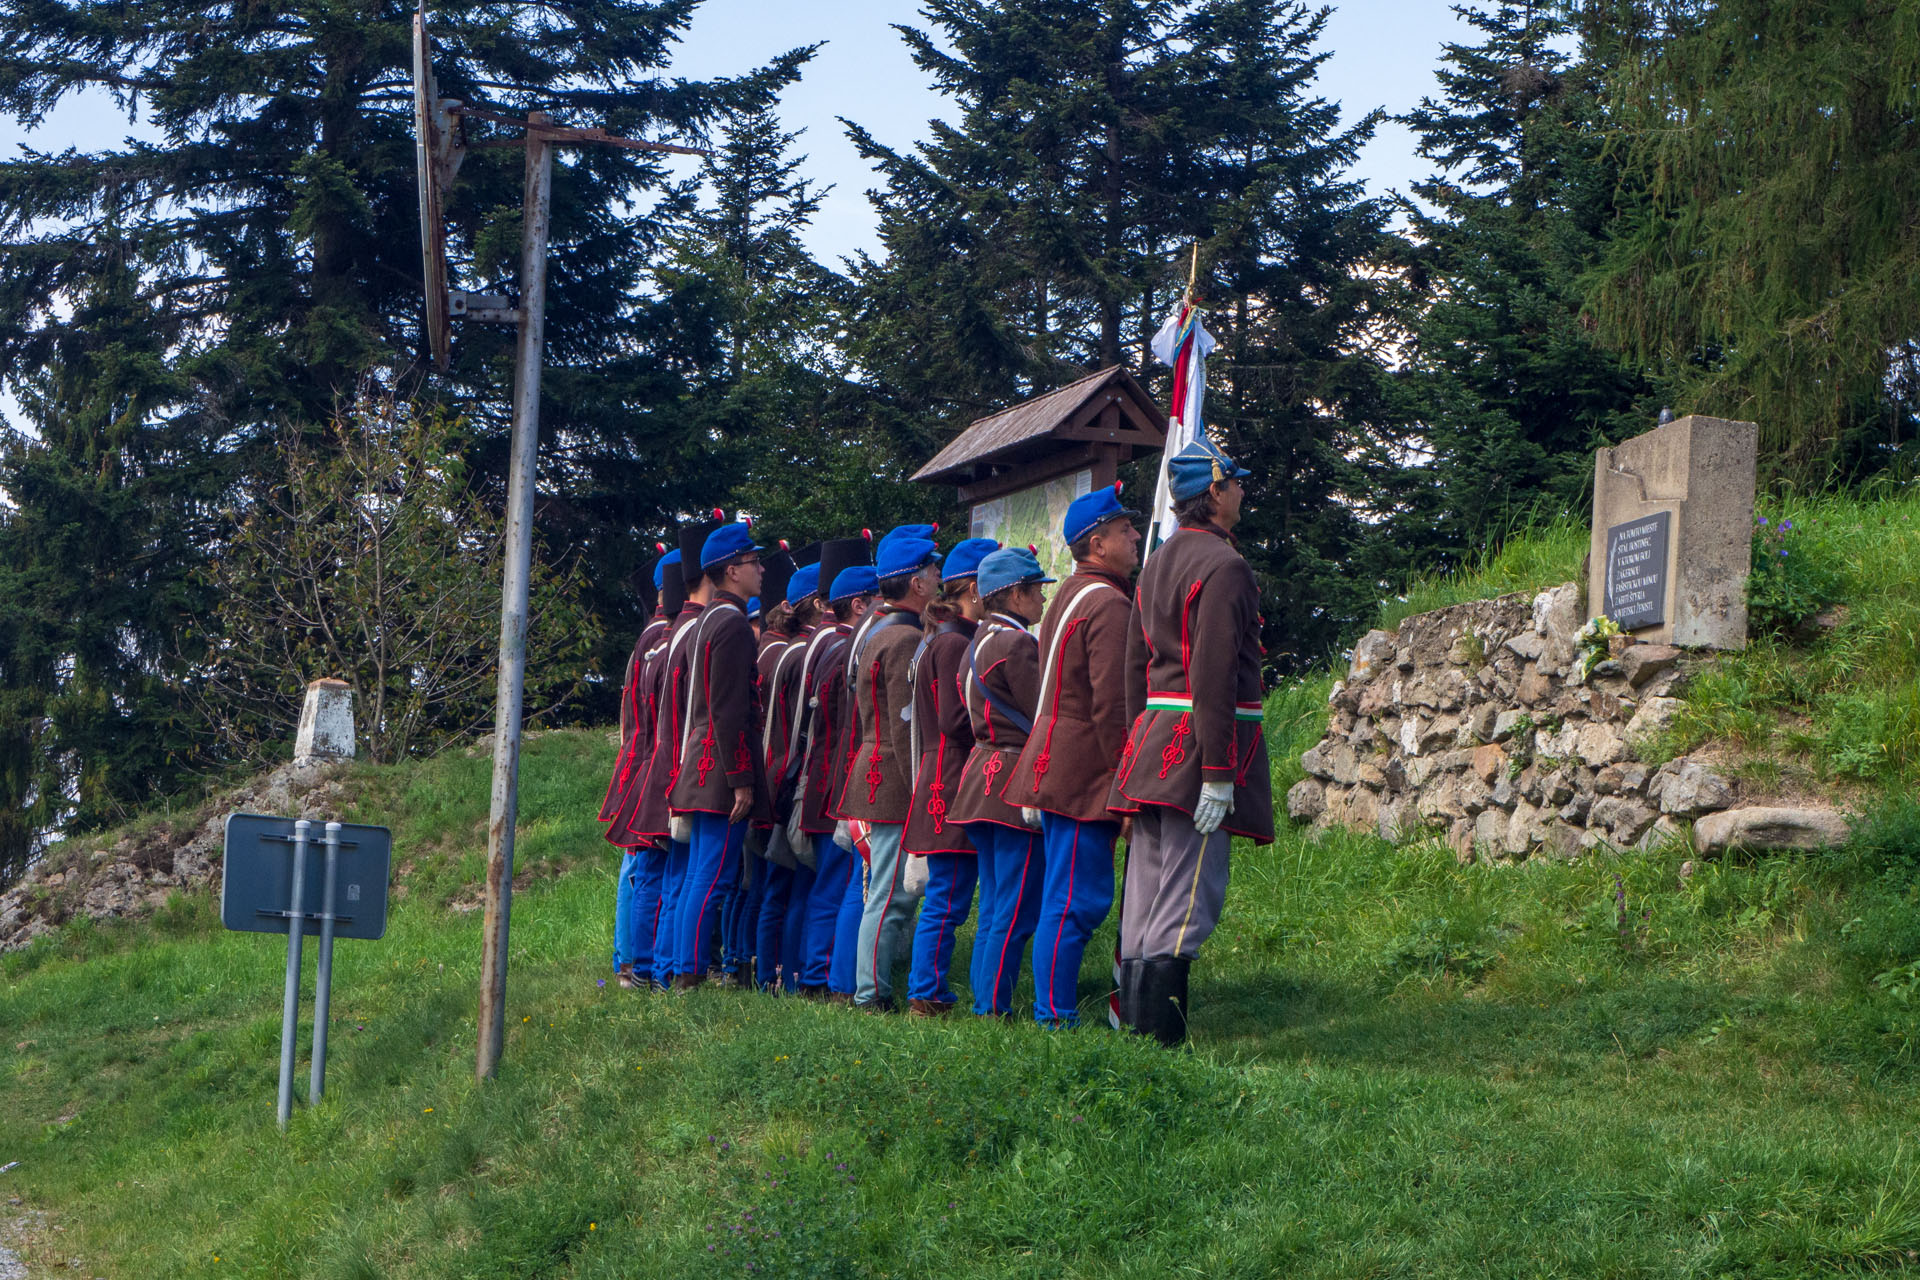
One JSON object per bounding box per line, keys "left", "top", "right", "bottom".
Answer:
{"left": 1032, "top": 581, "right": 1117, "bottom": 727}
{"left": 966, "top": 623, "right": 1035, "bottom": 735}
{"left": 677, "top": 602, "right": 742, "bottom": 770}
{"left": 762, "top": 638, "right": 807, "bottom": 761}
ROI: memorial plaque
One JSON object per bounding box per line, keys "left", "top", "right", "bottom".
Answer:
{"left": 1604, "top": 511, "right": 1671, "bottom": 630}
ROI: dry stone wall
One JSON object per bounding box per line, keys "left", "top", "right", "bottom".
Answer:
{"left": 1287, "top": 583, "right": 1740, "bottom": 860}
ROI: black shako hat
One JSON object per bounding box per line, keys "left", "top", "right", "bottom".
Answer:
{"left": 814, "top": 537, "right": 870, "bottom": 608}
{"left": 759, "top": 541, "right": 797, "bottom": 611}
{"left": 678, "top": 509, "right": 724, "bottom": 581}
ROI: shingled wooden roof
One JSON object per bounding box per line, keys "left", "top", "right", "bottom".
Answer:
{"left": 911, "top": 365, "right": 1168, "bottom": 490}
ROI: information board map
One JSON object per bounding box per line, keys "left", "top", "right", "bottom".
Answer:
{"left": 970, "top": 468, "right": 1092, "bottom": 587}
{"left": 1604, "top": 510, "right": 1672, "bottom": 630}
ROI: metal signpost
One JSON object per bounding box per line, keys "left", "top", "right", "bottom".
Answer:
{"left": 411, "top": 3, "right": 704, "bottom": 1081}
{"left": 222, "top": 813, "right": 392, "bottom": 1128}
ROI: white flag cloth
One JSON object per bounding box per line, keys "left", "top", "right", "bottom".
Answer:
{"left": 1147, "top": 304, "right": 1217, "bottom": 549}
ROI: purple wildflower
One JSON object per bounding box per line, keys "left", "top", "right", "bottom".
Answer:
{"left": 1781, "top": 520, "right": 1793, "bottom": 531}
{"left": 1781, "top": 549, "right": 1789, "bottom": 557}
{"left": 1758, "top": 516, "right": 1769, "bottom": 526}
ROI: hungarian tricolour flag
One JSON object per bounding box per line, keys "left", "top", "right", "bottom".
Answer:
{"left": 1147, "top": 301, "right": 1217, "bottom": 548}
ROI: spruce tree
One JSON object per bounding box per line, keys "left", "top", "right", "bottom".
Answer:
{"left": 847, "top": 0, "right": 1409, "bottom": 668}
{"left": 1393, "top": 2, "right": 1659, "bottom": 568}
{"left": 0, "top": 0, "right": 807, "bottom": 854}
{"left": 1588, "top": 0, "right": 1920, "bottom": 475}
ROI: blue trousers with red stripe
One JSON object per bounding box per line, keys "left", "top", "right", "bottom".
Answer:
{"left": 1030, "top": 815, "right": 1119, "bottom": 1025}
{"left": 675, "top": 813, "right": 743, "bottom": 978}
{"left": 614, "top": 842, "right": 669, "bottom": 982}
{"left": 829, "top": 841, "right": 865, "bottom": 995}
{"left": 780, "top": 862, "right": 817, "bottom": 991}
{"left": 800, "top": 833, "right": 852, "bottom": 988}
{"left": 651, "top": 839, "right": 690, "bottom": 989}
{"left": 908, "top": 853, "right": 978, "bottom": 1005}
{"left": 967, "top": 822, "right": 1044, "bottom": 1016}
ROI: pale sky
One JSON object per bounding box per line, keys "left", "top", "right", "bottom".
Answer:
{"left": 0, "top": 0, "right": 1483, "bottom": 263}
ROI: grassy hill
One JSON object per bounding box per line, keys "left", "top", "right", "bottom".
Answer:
{"left": 6, "top": 489, "right": 1920, "bottom": 1277}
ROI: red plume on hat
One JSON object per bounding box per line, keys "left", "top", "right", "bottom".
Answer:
{"left": 712, "top": 507, "right": 725, "bottom": 520}
{"left": 779, "top": 539, "right": 790, "bottom": 551}
{"left": 655, "top": 541, "right": 666, "bottom": 554}
{"left": 861, "top": 527, "right": 873, "bottom": 542}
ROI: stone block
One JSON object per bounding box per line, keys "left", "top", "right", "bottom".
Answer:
{"left": 1471, "top": 744, "right": 1507, "bottom": 784}
{"left": 294, "top": 678, "right": 355, "bottom": 765}
{"left": 1286, "top": 779, "right": 1326, "bottom": 823}
{"left": 1356, "top": 762, "right": 1388, "bottom": 790}
{"left": 1621, "top": 644, "right": 1682, "bottom": 688}
{"left": 1349, "top": 629, "right": 1397, "bottom": 682}
{"left": 1587, "top": 415, "right": 1757, "bottom": 649}
{"left": 1625, "top": 696, "right": 1685, "bottom": 744}
{"left": 1650, "top": 759, "right": 1734, "bottom": 816}
{"left": 1417, "top": 778, "right": 1466, "bottom": 821}
{"left": 1591, "top": 796, "right": 1658, "bottom": 845}
{"left": 1378, "top": 798, "right": 1420, "bottom": 843}
{"left": 1505, "top": 800, "right": 1542, "bottom": 856}
{"left": 1492, "top": 710, "right": 1530, "bottom": 742}
{"left": 1504, "top": 632, "right": 1547, "bottom": 663}
{"left": 1595, "top": 762, "right": 1650, "bottom": 795}
{"left": 1534, "top": 583, "right": 1583, "bottom": 672}
{"left": 1459, "top": 774, "right": 1494, "bottom": 814}
{"left": 1473, "top": 808, "right": 1507, "bottom": 852}
{"left": 1300, "top": 744, "right": 1334, "bottom": 780}
{"left": 1573, "top": 723, "right": 1628, "bottom": 768}
{"left": 1398, "top": 717, "right": 1423, "bottom": 757}
{"left": 1517, "top": 664, "right": 1553, "bottom": 706}
{"left": 1693, "top": 807, "right": 1850, "bottom": 854}
{"left": 1467, "top": 704, "right": 1498, "bottom": 742}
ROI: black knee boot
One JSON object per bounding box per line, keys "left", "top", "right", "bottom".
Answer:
{"left": 1139, "top": 955, "right": 1191, "bottom": 1048}
{"left": 1117, "top": 958, "right": 1147, "bottom": 1032}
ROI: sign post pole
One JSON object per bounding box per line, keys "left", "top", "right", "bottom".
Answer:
{"left": 309, "top": 821, "right": 343, "bottom": 1103}
{"left": 276, "top": 818, "right": 311, "bottom": 1131}
{"left": 476, "top": 118, "right": 553, "bottom": 1083}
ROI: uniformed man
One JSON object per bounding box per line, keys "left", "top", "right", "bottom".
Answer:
{"left": 601, "top": 543, "right": 678, "bottom": 989}
{"left": 949, "top": 547, "right": 1053, "bottom": 1017}
{"left": 1108, "top": 439, "right": 1274, "bottom": 1046}
{"left": 726, "top": 545, "right": 796, "bottom": 987}
{"left": 820, "top": 558, "right": 881, "bottom": 1002}
{"left": 605, "top": 515, "right": 717, "bottom": 990}
{"left": 666, "top": 521, "right": 771, "bottom": 989}
{"left": 903, "top": 537, "right": 999, "bottom": 1015}
{"left": 1008, "top": 483, "right": 1142, "bottom": 1026}
{"left": 792, "top": 539, "right": 874, "bottom": 998}
{"left": 837, "top": 530, "right": 943, "bottom": 1012}
{"left": 755, "top": 549, "right": 823, "bottom": 991}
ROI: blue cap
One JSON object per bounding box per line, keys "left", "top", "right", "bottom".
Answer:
{"left": 786, "top": 562, "right": 821, "bottom": 607}
{"left": 747, "top": 596, "right": 762, "bottom": 619}
{"left": 942, "top": 537, "right": 1000, "bottom": 583}
{"left": 879, "top": 523, "right": 938, "bottom": 549}
{"left": 1167, "top": 438, "right": 1251, "bottom": 502}
{"left": 828, "top": 565, "right": 880, "bottom": 604}
{"left": 701, "top": 522, "right": 762, "bottom": 570}
{"left": 977, "top": 547, "right": 1056, "bottom": 597}
{"left": 876, "top": 535, "right": 941, "bottom": 582}
{"left": 1063, "top": 482, "right": 1140, "bottom": 545}
{"left": 653, "top": 548, "right": 681, "bottom": 590}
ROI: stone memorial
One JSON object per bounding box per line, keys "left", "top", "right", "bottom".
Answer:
{"left": 1587, "top": 414, "right": 1757, "bottom": 650}
{"left": 294, "top": 678, "right": 356, "bottom": 766}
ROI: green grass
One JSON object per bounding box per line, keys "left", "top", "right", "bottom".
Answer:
{"left": 10, "top": 492, "right": 1920, "bottom": 1277}
{"left": 7, "top": 723, "right": 1920, "bottom": 1278}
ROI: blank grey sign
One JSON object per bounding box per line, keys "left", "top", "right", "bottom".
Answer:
{"left": 221, "top": 813, "right": 391, "bottom": 941}
{"left": 1605, "top": 511, "right": 1672, "bottom": 630}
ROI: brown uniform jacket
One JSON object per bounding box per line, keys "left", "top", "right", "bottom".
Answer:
{"left": 1107, "top": 523, "right": 1274, "bottom": 843}
{"left": 668, "top": 591, "right": 772, "bottom": 823}
{"left": 796, "top": 622, "right": 855, "bottom": 834}
{"left": 759, "top": 625, "right": 813, "bottom": 787}
{"left": 606, "top": 603, "right": 703, "bottom": 845}
{"left": 902, "top": 619, "right": 978, "bottom": 855}
{"left": 600, "top": 613, "right": 668, "bottom": 825}
{"left": 836, "top": 606, "right": 925, "bottom": 824}
{"left": 1005, "top": 569, "right": 1133, "bottom": 822}
{"left": 949, "top": 614, "right": 1041, "bottom": 832}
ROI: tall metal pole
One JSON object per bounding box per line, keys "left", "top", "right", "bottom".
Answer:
{"left": 309, "top": 821, "right": 341, "bottom": 1103}
{"left": 477, "top": 114, "right": 553, "bottom": 1081}
{"left": 277, "top": 819, "right": 311, "bottom": 1129}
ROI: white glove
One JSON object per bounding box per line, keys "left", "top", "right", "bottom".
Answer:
{"left": 832, "top": 820, "right": 854, "bottom": 852}
{"left": 1193, "top": 781, "right": 1235, "bottom": 836}
{"left": 1020, "top": 807, "right": 1043, "bottom": 830}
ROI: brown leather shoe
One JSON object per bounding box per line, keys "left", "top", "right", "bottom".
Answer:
{"left": 907, "top": 998, "right": 955, "bottom": 1018}
{"left": 826, "top": 991, "right": 854, "bottom": 1006}
{"left": 615, "top": 965, "right": 637, "bottom": 990}
{"left": 796, "top": 984, "right": 829, "bottom": 1001}
{"left": 673, "top": 972, "right": 706, "bottom": 992}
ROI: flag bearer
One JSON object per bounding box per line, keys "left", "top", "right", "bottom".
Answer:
{"left": 667, "top": 521, "right": 770, "bottom": 988}
{"left": 1108, "top": 439, "right": 1274, "bottom": 1045}
{"left": 1009, "top": 484, "right": 1142, "bottom": 1026}
{"left": 949, "top": 547, "right": 1052, "bottom": 1017}
{"left": 902, "top": 537, "right": 998, "bottom": 1015}
{"left": 793, "top": 539, "right": 873, "bottom": 997}
{"left": 837, "top": 531, "right": 943, "bottom": 1012}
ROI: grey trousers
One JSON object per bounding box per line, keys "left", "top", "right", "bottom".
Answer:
{"left": 1118, "top": 805, "right": 1231, "bottom": 960}
{"left": 855, "top": 822, "right": 921, "bottom": 1005}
